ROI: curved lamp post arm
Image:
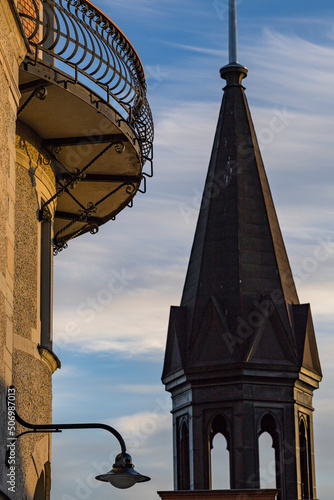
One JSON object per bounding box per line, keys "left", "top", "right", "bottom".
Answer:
{"left": 15, "top": 410, "right": 126, "bottom": 453}
{"left": 10, "top": 389, "right": 150, "bottom": 488}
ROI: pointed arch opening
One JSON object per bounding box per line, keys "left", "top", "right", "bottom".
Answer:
{"left": 177, "top": 417, "right": 190, "bottom": 490}
{"left": 258, "top": 413, "right": 281, "bottom": 496}
{"left": 259, "top": 432, "right": 276, "bottom": 488}
{"left": 209, "top": 414, "right": 230, "bottom": 490}
{"left": 299, "top": 416, "right": 313, "bottom": 499}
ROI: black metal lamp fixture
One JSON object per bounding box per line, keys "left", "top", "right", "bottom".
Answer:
{"left": 14, "top": 407, "right": 150, "bottom": 489}
{"left": 95, "top": 452, "right": 150, "bottom": 488}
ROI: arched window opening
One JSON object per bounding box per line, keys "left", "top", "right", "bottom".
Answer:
{"left": 211, "top": 432, "right": 230, "bottom": 489}
{"left": 178, "top": 419, "right": 190, "bottom": 490}
{"left": 259, "top": 413, "right": 281, "bottom": 497}
{"left": 209, "top": 414, "right": 230, "bottom": 490}
{"left": 299, "top": 417, "right": 313, "bottom": 499}
{"left": 259, "top": 432, "right": 276, "bottom": 488}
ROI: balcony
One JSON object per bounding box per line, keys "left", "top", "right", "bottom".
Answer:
{"left": 17, "top": 0, "right": 154, "bottom": 253}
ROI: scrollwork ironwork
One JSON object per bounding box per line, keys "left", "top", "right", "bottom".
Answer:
{"left": 39, "top": 138, "right": 121, "bottom": 226}
{"left": 68, "top": 169, "right": 87, "bottom": 189}
{"left": 53, "top": 239, "right": 68, "bottom": 256}
{"left": 50, "top": 145, "right": 61, "bottom": 156}
{"left": 18, "top": 86, "right": 48, "bottom": 116}
{"left": 43, "top": 155, "right": 52, "bottom": 166}
{"left": 89, "top": 224, "right": 99, "bottom": 235}
{"left": 125, "top": 183, "right": 136, "bottom": 195}
{"left": 35, "top": 87, "right": 48, "bottom": 100}
{"left": 114, "top": 142, "right": 125, "bottom": 154}
{"left": 78, "top": 201, "right": 97, "bottom": 222}
{"left": 52, "top": 181, "right": 136, "bottom": 250}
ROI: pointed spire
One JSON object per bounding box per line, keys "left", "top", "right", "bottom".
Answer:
{"left": 175, "top": 70, "right": 302, "bottom": 368}
{"left": 163, "top": 1, "right": 321, "bottom": 382}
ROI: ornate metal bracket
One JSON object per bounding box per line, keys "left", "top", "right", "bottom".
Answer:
{"left": 18, "top": 86, "right": 48, "bottom": 116}
{"left": 52, "top": 182, "right": 136, "bottom": 255}
{"left": 39, "top": 141, "right": 124, "bottom": 223}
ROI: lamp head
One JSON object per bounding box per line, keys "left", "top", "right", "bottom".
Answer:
{"left": 95, "top": 452, "right": 151, "bottom": 489}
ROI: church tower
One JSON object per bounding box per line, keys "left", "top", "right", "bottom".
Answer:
{"left": 161, "top": 3, "right": 322, "bottom": 500}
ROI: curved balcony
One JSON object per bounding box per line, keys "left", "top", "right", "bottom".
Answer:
{"left": 17, "top": 0, "right": 154, "bottom": 253}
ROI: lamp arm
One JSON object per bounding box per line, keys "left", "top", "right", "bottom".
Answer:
{"left": 14, "top": 410, "right": 127, "bottom": 453}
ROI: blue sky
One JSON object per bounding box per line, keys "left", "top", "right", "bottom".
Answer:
{"left": 50, "top": 1, "right": 334, "bottom": 499}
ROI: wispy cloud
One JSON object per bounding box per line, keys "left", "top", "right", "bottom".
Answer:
{"left": 115, "top": 384, "right": 163, "bottom": 394}
{"left": 161, "top": 40, "right": 224, "bottom": 56}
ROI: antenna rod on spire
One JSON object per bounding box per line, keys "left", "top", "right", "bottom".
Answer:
{"left": 229, "top": 0, "right": 238, "bottom": 63}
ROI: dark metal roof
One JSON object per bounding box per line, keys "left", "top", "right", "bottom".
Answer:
{"left": 163, "top": 64, "right": 322, "bottom": 381}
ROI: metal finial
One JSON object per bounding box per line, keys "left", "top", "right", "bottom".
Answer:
{"left": 229, "top": 0, "right": 238, "bottom": 63}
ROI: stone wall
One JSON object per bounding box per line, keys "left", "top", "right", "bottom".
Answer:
{"left": 12, "top": 122, "right": 57, "bottom": 499}
{"left": 0, "top": 2, "right": 58, "bottom": 498}
{"left": 0, "top": 1, "right": 27, "bottom": 497}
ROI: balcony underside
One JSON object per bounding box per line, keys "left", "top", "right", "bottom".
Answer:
{"left": 18, "top": 60, "right": 144, "bottom": 252}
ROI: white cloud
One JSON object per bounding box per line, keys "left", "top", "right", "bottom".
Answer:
{"left": 161, "top": 41, "right": 224, "bottom": 57}
{"left": 297, "top": 283, "right": 334, "bottom": 316}
{"left": 243, "top": 29, "right": 334, "bottom": 111}
{"left": 115, "top": 384, "right": 163, "bottom": 394}
{"left": 111, "top": 408, "right": 171, "bottom": 442}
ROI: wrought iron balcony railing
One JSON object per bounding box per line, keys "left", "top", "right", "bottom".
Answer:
{"left": 17, "top": 0, "right": 153, "bottom": 162}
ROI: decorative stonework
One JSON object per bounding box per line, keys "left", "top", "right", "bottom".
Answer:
{"left": 37, "top": 345, "right": 61, "bottom": 375}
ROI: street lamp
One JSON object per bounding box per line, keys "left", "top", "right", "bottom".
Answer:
{"left": 14, "top": 405, "right": 150, "bottom": 489}
{"left": 95, "top": 452, "right": 150, "bottom": 488}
